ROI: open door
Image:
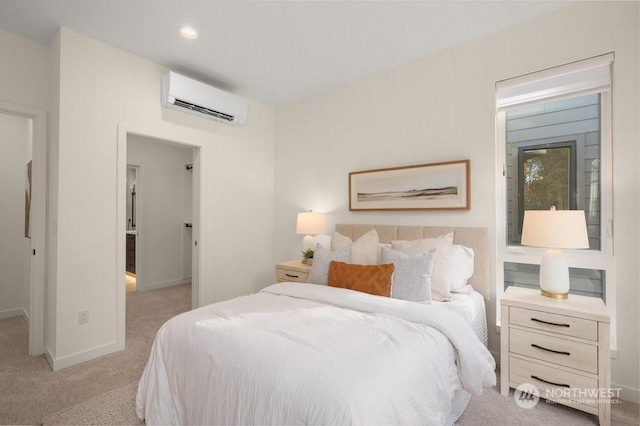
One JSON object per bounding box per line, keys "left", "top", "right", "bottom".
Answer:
{"left": 0, "top": 101, "right": 47, "bottom": 356}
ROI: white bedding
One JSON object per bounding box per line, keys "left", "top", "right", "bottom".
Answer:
{"left": 136, "top": 283, "right": 496, "bottom": 425}
{"left": 432, "top": 290, "right": 488, "bottom": 346}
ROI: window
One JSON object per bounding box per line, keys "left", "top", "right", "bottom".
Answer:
{"left": 496, "top": 53, "right": 615, "bottom": 347}
{"left": 506, "top": 94, "right": 600, "bottom": 250}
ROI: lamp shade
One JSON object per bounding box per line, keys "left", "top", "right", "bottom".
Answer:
{"left": 521, "top": 207, "right": 589, "bottom": 299}
{"left": 521, "top": 208, "right": 589, "bottom": 249}
{"left": 296, "top": 212, "right": 327, "bottom": 235}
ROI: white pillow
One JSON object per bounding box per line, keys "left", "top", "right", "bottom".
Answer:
{"left": 423, "top": 244, "right": 475, "bottom": 301}
{"left": 306, "top": 244, "right": 351, "bottom": 285}
{"left": 390, "top": 232, "right": 454, "bottom": 255}
{"left": 380, "top": 246, "right": 435, "bottom": 304}
{"left": 428, "top": 246, "right": 451, "bottom": 301}
{"left": 330, "top": 229, "right": 380, "bottom": 265}
{"left": 391, "top": 233, "right": 454, "bottom": 302}
{"left": 450, "top": 245, "right": 474, "bottom": 292}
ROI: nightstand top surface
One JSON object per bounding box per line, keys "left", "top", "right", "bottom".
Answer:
{"left": 502, "top": 286, "right": 610, "bottom": 323}
{"left": 276, "top": 259, "right": 312, "bottom": 271}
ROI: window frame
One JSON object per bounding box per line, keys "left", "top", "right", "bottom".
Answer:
{"left": 513, "top": 139, "right": 579, "bottom": 243}
{"left": 496, "top": 89, "right": 616, "bottom": 352}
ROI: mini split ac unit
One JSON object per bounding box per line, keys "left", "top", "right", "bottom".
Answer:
{"left": 161, "top": 71, "right": 248, "bottom": 126}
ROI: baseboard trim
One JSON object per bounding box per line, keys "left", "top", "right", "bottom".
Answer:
{"left": 491, "top": 350, "right": 500, "bottom": 366}
{"left": 0, "top": 307, "right": 27, "bottom": 321}
{"left": 50, "top": 341, "right": 118, "bottom": 371}
{"left": 44, "top": 345, "right": 55, "bottom": 370}
{"left": 615, "top": 384, "right": 639, "bottom": 404}
{"left": 140, "top": 278, "right": 191, "bottom": 292}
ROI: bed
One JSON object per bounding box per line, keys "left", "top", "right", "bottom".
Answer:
{"left": 136, "top": 224, "right": 496, "bottom": 425}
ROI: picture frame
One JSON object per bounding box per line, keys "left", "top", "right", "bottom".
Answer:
{"left": 349, "top": 159, "right": 470, "bottom": 211}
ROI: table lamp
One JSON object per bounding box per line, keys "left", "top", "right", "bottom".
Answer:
{"left": 296, "top": 211, "right": 327, "bottom": 252}
{"left": 520, "top": 206, "right": 589, "bottom": 299}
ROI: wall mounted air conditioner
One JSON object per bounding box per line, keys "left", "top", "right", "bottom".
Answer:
{"left": 161, "top": 71, "right": 247, "bottom": 126}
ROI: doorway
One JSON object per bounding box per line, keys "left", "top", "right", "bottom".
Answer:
{"left": 116, "top": 123, "right": 205, "bottom": 352}
{"left": 0, "top": 102, "right": 47, "bottom": 356}
{"left": 125, "top": 136, "right": 194, "bottom": 294}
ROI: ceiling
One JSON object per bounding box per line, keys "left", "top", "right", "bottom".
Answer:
{"left": 0, "top": 0, "right": 572, "bottom": 107}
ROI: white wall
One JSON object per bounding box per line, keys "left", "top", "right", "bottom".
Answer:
{"left": 0, "top": 30, "right": 50, "bottom": 110}
{"left": 0, "top": 114, "right": 30, "bottom": 320}
{"left": 274, "top": 2, "right": 639, "bottom": 401}
{"left": 47, "top": 28, "right": 275, "bottom": 369}
{"left": 127, "top": 134, "right": 193, "bottom": 290}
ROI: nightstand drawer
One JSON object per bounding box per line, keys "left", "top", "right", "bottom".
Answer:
{"left": 277, "top": 269, "right": 309, "bottom": 283}
{"left": 510, "top": 357, "right": 599, "bottom": 408}
{"left": 510, "top": 328, "right": 598, "bottom": 374}
{"left": 511, "top": 307, "right": 597, "bottom": 341}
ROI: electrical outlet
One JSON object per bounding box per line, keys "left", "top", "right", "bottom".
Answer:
{"left": 78, "top": 309, "right": 89, "bottom": 325}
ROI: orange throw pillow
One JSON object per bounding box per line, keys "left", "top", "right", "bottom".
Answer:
{"left": 327, "top": 261, "right": 394, "bottom": 297}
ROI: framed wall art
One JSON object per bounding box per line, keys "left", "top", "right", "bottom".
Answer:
{"left": 349, "top": 159, "right": 470, "bottom": 211}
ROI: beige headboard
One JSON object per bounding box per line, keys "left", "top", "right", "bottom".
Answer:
{"left": 334, "top": 224, "right": 490, "bottom": 300}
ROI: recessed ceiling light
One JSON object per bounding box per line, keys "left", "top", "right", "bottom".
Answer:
{"left": 178, "top": 26, "right": 198, "bottom": 39}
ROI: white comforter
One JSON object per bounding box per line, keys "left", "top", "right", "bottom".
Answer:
{"left": 136, "top": 283, "right": 496, "bottom": 425}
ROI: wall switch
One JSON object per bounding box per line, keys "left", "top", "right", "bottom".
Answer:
{"left": 78, "top": 309, "right": 89, "bottom": 325}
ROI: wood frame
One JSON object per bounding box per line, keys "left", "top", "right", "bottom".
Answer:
{"left": 349, "top": 160, "right": 470, "bottom": 211}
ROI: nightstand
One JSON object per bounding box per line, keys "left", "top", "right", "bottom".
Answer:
{"left": 275, "top": 259, "right": 312, "bottom": 283}
{"left": 500, "top": 286, "right": 611, "bottom": 425}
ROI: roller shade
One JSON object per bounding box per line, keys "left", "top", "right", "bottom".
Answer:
{"left": 496, "top": 53, "right": 614, "bottom": 110}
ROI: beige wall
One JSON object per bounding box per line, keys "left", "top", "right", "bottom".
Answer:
{"left": 274, "top": 1, "right": 639, "bottom": 401}
{"left": 0, "top": 30, "right": 50, "bottom": 354}
{"left": 0, "top": 114, "right": 30, "bottom": 319}
{"left": 0, "top": 30, "right": 50, "bottom": 110}
{"left": 47, "top": 28, "right": 276, "bottom": 368}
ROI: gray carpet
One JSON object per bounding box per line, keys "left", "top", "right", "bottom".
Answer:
{"left": 41, "top": 373, "right": 639, "bottom": 426}
{"left": 43, "top": 382, "right": 143, "bottom": 426}
{"left": 0, "top": 283, "right": 191, "bottom": 425}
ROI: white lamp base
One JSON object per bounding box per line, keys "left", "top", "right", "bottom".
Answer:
{"left": 539, "top": 248, "right": 570, "bottom": 299}
{"left": 302, "top": 234, "right": 315, "bottom": 252}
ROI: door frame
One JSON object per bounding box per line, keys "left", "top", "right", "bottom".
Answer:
{"left": 0, "top": 101, "right": 47, "bottom": 356}
{"left": 116, "top": 122, "right": 208, "bottom": 351}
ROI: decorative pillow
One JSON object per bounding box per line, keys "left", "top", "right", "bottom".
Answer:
{"left": 429, "top": 245, "right": 476, "bottom": 299}
{"left": 330, "top": 231, "right": 352, "bottom": 250}
{"left": 391, "top": 233, "right": 455, "bottom": 302}
{"left": 430, "top": 246, "right": 454, "bottom": 302}
{"left": 390, "top": 232, "right": 454, "bottom": 255}
{"left": 450, "top": 245, "right": 474, "bottom": 292}
{"left": 380, "top": 247, "right": 435, "bottom": 304}
{"left": 306, "top": 244, "right": 351, "bottom": 285}
{"left": 330, "top": 229, "right": 380, "bottom": 264}
{"left": 327, "top": 261, "right": 394, "bottom": 297}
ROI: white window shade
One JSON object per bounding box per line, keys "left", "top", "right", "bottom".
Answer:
{"left": 496, "top": 53, "right": 614, "bottom": 110}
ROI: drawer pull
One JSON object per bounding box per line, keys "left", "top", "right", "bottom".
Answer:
{"left": 531, "top": 375, "right": 571, "bottom": 388}
{"left": 531, "top": 343, "right": 570, "bottom": 356}
{"left": 285, "top": 273, "right": 300, "bottom": 278}
{"left": 531, "top": 318, "right": 570, "bottom": 328}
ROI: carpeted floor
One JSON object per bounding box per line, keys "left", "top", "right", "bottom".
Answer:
{"left": 0, "top": 283, "right": 191, "bottom": 425}
{"left": 41, "top": 371, "right": 639, "bottom": 426}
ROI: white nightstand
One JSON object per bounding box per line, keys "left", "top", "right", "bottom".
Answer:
{"left": 275, "top": 259, "right": 312, "bottom": 283}
{"left": 500, "top": 286, "right": 611, "bottom": 425}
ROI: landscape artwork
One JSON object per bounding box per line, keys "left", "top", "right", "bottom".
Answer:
{"left": 349, "top": 160, "right": 470, "bottom": 211}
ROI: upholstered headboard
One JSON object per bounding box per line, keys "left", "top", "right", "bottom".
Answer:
{"left": 334, "top": 224, "right": 490, "bottom": 300}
